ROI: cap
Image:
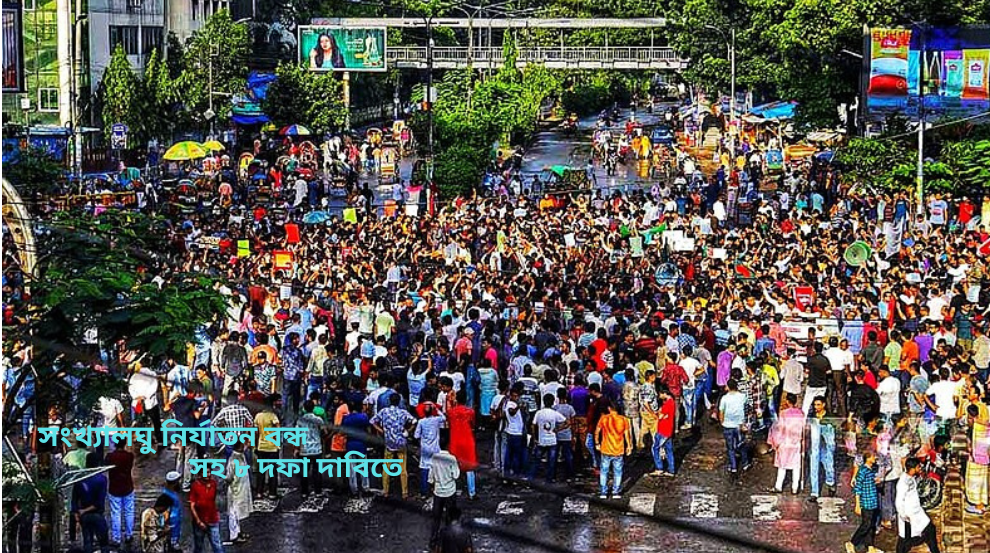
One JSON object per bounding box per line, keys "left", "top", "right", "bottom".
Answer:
{"left": 464, "top": 327, "right": 475, "bottom": 335}
{"left": 165, "top": 471, "right": 181, "bottom": 483}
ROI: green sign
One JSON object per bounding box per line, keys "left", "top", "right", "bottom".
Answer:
{"left": 298, "top": 26, "right": 387, "bottom": 72}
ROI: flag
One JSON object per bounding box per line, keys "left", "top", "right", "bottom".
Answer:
{"left": 343, "top": 208, "right": 358, "bottom": 224}
{"left": 285, "top": 223, "right": 300, "bottom": 244}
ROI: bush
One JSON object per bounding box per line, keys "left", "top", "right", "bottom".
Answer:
{"left": 433, "top": 144, "right": 487, "bottom": 200}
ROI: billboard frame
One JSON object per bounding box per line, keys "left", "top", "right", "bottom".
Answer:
{"left": 297, "top": 25, "right": 388, "bottom": 72}
{"left": 2, "top": 0, "right": 24, "bottom": 93}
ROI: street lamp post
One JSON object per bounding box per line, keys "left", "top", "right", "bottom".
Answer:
{"left": 706, "top": 24, "right": 736, "bottom": 157}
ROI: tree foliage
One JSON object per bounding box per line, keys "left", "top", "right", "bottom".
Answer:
{"left": 262, "top": 63, "right": 347, "bottom": 133}
{"left": 99, "top": 44, "right": 144, "bottom": 140}
{"left": 95, "top": 10, "right": 249, "bottom": 143}
{"left": 5, "top": 147, "right": 65, "bottom": 196}
{"left": 664, "top": 0, "right": 990, "bottom": 127}
{"left": 2, "top": 210, "right": 227, "bottom": 434}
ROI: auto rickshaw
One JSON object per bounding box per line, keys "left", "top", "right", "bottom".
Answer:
{"left": 379, "top": 146, "right": 398, "bottom": 185}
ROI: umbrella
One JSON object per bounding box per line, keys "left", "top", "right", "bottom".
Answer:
{"left": 302, "top": 211, "right": 330, "bottom": 225}
{"left": 203, "top": 140, "right": 225, "bottom": 152}
{"left": 549, "top": 165, "right": 571, "bottom": 177}
{"left": 163, "top": 141, "right": 207, "bottom": 161}
{"left": 280, "top": 124, "right": 311, "bottom": 136}
{"left": 844, "top": 241, "right": 872, "bottom": 267}
{"left": 261, "top": 122, "right": 277, "bottom": 132}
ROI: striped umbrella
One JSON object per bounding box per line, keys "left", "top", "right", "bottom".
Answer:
{"left": 279, "top": 124, "right": 311, "bottom": 136}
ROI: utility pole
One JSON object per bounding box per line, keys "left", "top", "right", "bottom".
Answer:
{"left": 729, "top": 28, "right": 736, "bottom": 157}
{"left": 427, "top": 15, "right": 434, "bottom": 182}
{"left": 916, "top": 22, "right": 926, "bottom": 215}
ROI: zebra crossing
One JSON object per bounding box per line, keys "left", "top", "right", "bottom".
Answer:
{"left": 142, "top": 484, "right": 852, "bottom": 526}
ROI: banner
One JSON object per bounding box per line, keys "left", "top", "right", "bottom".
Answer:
{"left": 864, "top": 25, "right": 990, "bottom": 120}
{"left": 298, "top": 26, "right": 386, "bottom": 72}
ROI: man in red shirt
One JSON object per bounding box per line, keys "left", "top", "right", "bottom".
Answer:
{"left": 105, "top": 440, "right": 135, "bottom": 545}
{"left": 660, "top": 352, "right": 689, "bottom": 427}
{"left": 650, "top": 387, "right": 677, "bottom": 477}
{"left": 189, "top": 472, "right": 224, "bottom": 553}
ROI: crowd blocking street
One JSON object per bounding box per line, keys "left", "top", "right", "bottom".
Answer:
{"left": 3, "top": 104, "right": 990, "bottom": 553}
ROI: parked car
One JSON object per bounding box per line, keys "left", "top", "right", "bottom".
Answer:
{"left": 650, "top": 125, "right": 675, "bottom": 146}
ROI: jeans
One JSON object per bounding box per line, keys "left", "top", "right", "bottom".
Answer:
{"left": 465, "top": 471, "right": 476, "bottom": 497}
{"left": 808, "top": 420, "right": 836, "bottom": 497}
{"left": 306, "top": 376, "right": 324, "bottom": 399}
{"left": 282, "top": 380, "right": 302, "bottom": 425}
{"left": 420, "top": 468, "right": 430, "bottom": 496}
{"left": 254, "top": 450, "right": 279, "bottom": 497}
{"left": 300, "top": 454, "right": 322, "bottom": 496}
{"left": 556, "top": 441, "right": 574, "bottom": 479}
{"left": 505, "top": 434, "right": 526, "bottom": 476}
{"left": 108, "top": 492, "right": 135, "bottom": 542}
{"left": 80, "top": 512, "right": 110, "bottom": 553}
{"left": 599, "top": 454, "right": 624, "bottom": 495}
{"left": 192, "top": 522, "right": 224, "bottom": 553}
{"left": 851, "top": 508, "right": 877, "bottom": 552}
{"left": 722, "top": 428, "right": 749, "bottom": 472}
{"left": 584, "top": 433, "right": 599, "bottom": 469}
{"left": 682, "top": 387, "right": 697, "bottom": 427}
{"left": 492, "top": 431, "right": 507, "bottom": 476}
{"left": 529, "top": 445, "right": 559, "bottom": 483}
{"left": 828, "top": 371, "right": 847, "bottom": 416}
{"left": 652, "top": 434, "right": 675, "bottom": 473}
{"left": 177, "top": 443, "right": 198, "bottom": 490}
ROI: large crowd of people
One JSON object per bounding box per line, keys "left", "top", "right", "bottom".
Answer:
{"left": 3, "top": 116, "right": 990, "bottom": 553}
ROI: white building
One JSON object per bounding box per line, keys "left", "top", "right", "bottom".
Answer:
{"left": 87, "top": 0, "right": 165, "bottom": 86}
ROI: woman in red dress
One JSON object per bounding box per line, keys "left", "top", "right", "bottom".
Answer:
{"left": 447, "top": 389, "right": 478, "bottom": 499}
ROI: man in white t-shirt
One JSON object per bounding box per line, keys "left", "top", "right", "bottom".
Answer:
{"left": 529, "top": 393, "right": 567, "bottom": 483}
{"left": 490, "top": 382, "right": 509, "bottom": 475}
{"left": 501, "top": 386, "right": 526, "bottom": 477}
{"left": 925, "top": 368, "right": 958, "bottom": 423}
{"left": 876, "top": 366, "right": 902, "bottom": 420}
{"left": 679, "top": 348, "right": 702, "bottom": 429}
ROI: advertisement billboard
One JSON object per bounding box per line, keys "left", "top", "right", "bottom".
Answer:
{"left": 298, "top": 26, "right": 386, "bottom": 72}
{"left": 2, "top": 1, "right": 24, "bottom": 92}
{"left": 864, "top": 25, "right": 990, "bottom": 120}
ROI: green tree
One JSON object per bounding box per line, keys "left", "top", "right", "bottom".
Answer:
{"left": 142, "top": 48, "right": 178, "bottom": 142}
{"left": 262, "top": 63, "right": 347, "bottom": 133}
{"left": 5, "top": 147, "right": 65, "bottom": 196}
{"left": 99, "top": 44, "right": 144, "bottom": 141}
{"left": 178, "top": 10, "right": 250, "bottom": 128}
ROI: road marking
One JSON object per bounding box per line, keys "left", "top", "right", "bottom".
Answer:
{"left": 751, "top": 495, "right": 781, "bottom": 521}
{"left": 562, "top": 497, "right": 589, "bottom": 515}
{"left": 252, "top": 498, "right": 278, "bottom": 513}
{"left": 286, "top": 494, "right": 330, "bottom": 514}
{"left": 817, "top": 498, "right": 846, "bottom": 523}
{"left": 690, "top": 493, "right": 719, "bottom": 518}
{"left": 628, "top": 493, "right": 656, "bottom": 516}
{"left": 496, "top": 500, "right": 525, "bottom": 516}
{"left": 344, "top": 497, "right": 373, "bottom": 514}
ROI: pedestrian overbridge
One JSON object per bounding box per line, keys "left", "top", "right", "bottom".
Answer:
{"left": 387, "top": 46, "right": 688, "bottom": 70}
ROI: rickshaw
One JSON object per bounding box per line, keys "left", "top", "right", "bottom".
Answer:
{"left": 386, "top": 120, "right": 404, "bottom": 147}
{"left": 172, "top": 179, "right": 198, "bottom": 214}
{"left": 366, "top": 128, "right": 384, "bottom": 148}
{"left": 299, "top": 141, "right": 318, "bottom": 168}
{"left": 379, "top": 146, "right": 398, "bottom": 185}
{"left": 238, "top": 153, "right": 255, "bottom": 181}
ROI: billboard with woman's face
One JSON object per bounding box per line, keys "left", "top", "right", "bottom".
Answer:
{"left": 298, "top": 26, "right": 387, "bottom": 72}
